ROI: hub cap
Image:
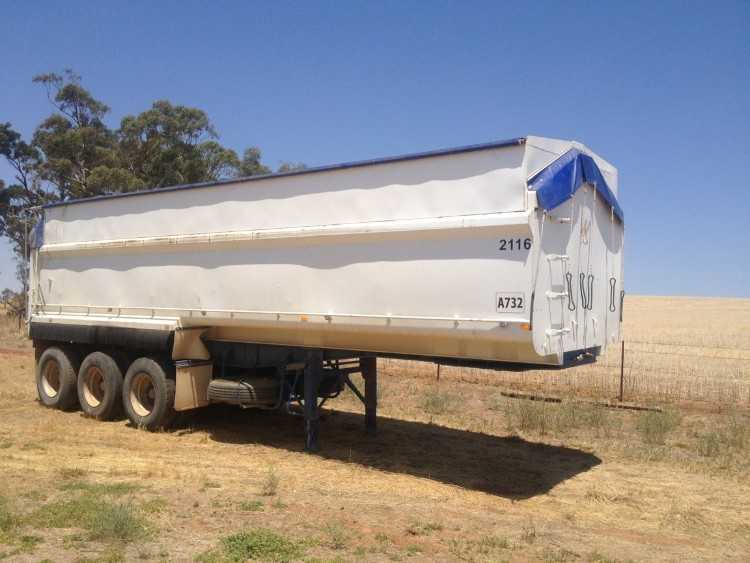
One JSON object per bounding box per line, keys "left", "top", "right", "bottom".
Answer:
{"left": 130, "top": 372, "right": 156, "bottom": 417}
{"left": 41, "top": 360, "right": 61, "bottom": 398}
{"left": 82, "top": 366, "right": 105, "bottom": 407}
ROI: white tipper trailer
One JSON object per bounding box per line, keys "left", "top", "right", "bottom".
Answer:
{"left": 27, "top": 135, "right": 624, "bottom": 450}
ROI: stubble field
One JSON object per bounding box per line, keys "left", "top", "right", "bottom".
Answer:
{"left": 0, "top": 296, "right": 749, "bottom": 562}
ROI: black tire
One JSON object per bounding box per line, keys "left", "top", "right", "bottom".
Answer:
{"left": 77, "top": 352, "right": 124, "bottom": 420}
{"left": 36, "top": 346, "right": 80, "bottom": 411}
{"left": 122, "top": 357, "right": 176, "bottom": 430}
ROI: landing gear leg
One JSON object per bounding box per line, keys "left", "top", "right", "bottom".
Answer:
{"left": 361, "top": 356, "right": 377, "bottom": 435}
{"left": 304, "top": 350, "right": 323, "bottom": 452}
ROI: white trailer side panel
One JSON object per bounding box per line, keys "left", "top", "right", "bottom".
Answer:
{"left": 43, "top": 146, "right": 526, "bottom": 244}
{"left": 31, "top": 137, "right": 623, "bottom": 365}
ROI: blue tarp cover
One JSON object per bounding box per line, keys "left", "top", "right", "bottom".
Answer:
{"left": 528, "top": 149, "right": 624, "bottom": 223}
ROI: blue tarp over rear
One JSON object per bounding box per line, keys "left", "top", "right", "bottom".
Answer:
{"left": 528, "top": 149, "right": 624, "bottom": 223}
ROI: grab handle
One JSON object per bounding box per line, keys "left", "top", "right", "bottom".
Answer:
{"left": 566, "top": 272, "right": 576, "bottom": 311}
{"left": 579, "top": 273, "right": 588, "bottom": 310}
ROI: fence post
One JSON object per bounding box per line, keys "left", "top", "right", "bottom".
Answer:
{"left": 619, "top": 340, "right": 625, "bottom": 402}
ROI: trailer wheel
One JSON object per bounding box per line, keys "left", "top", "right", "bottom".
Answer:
{"left": 122, "top": 358, "right": 176, "bottom": 430}
{"left": 36, "top": 347, "right": 79, "bottom": 410}
{"left": 77, "top": 352, "right": 123, "bottom": 420}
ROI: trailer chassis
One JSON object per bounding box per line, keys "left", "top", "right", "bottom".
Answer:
{"left": 30, "top": 321, "right": 380, "bottom": 451}
{"left": 30, "top": 321, "right": 593, "bottom": 451}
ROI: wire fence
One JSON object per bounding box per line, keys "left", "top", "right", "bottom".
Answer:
{"left": 381, "top": 338, "right": 750, "bottom": 407}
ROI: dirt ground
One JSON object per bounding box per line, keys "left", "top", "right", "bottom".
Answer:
{"left": 1, "top": 299, "right": 749, "bottom": 562}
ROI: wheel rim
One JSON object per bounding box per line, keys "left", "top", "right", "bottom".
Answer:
{"left": 41, "top": 360, "right": 61, "bottom": 398}
{"left": 82, "top": 366, "right": 105, "bottom": 407}
{"left": 130, "top": 372, "right": 156, "bottom": 417}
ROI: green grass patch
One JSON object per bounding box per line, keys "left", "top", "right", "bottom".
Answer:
{"left": 20, "top": 490, "right": 47, "bottom": 502}
{"left": 583, "top": 404, "right": 616, "bottom": 435}
{"left": 29, "top": 494, "right": 148, "bottom": 543}
{"left": 0, "top": 494, "right": 22, "bottom": 547}
{"left": 587, "top": 551, "right": 636, "bottom": 563}
{"left": 723, "top": 416, "right": 749, "bottom": 450}
{"left": 695, "top": 415, "right": 748, "bottom": 458}
{"left": 405, "top": 521, "right": 443, "bottom": 536}
{"left": 17, "top": 534, "right": 43, "bottom": 552}
{"left": 543, "top": 547, "right": 579, "bottom": 561}
{"left": 636, "top": 409, "right": 680, "bottom": 445}
{"left": 88, "top": 503, "right": 148, "bottom": 542}
{"left": 59, "top": 481, "right": 140, "bottom": 497}
{"left": 76, "top": 545, "right": 126, "bottom": 562}
{"left": 505, "top": 399, "right": 619, "bottom": 437}
{"left": 140, "top": 497, "right": 168, "bottom": 514}
{"left": 238, "top": 500, "right": 264, "bottom": 512}
{"left": 405, "top": 544, "right": 422, "bottom": 556}
{"left": 0, "top": 495, "right": 43, "bottom": 557}
{"left": 197, "top": 529, "right": 304, "bottom": 562}
{"left": 448, "top": 534, "right": 510, "bottom": 561}
{"left": 505, "top": 399, "right": 550, "bottom": 434}
{"left": 0, "top": 535, "right": 44, "bottom": 559}
{"left": 520, "top": 520, "right": 537, "bottom": 544}
{"left": 20, "top": 442, "right": 46, "bottom": 452}
{"left": 696, "top": 431, "right": 722, "bottom": 458}
{"left": 421, "top": 389, "right": 455, "bottom": 415}
{"left": 487, "top": 394, "right": 505, "bottom": 411}
{"left": 0, "top": 495, "right": 19, "bottom": 535}
{"left": 260, "top": 467, "right": 280, "bottom": 497}
{"left": 58, "top": 467, "right": 87, "bottom": 479}
{"left": 271, "top": 498, "right": 287, "bottom": 509}
{"left": 324, "top": 523, "right": 348, "bottom": 550}
{"left": 62, "top": 532, "right": 87, "bottom": 549}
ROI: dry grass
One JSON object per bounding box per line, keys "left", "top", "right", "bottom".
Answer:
{"left": 0, "top": 306, "right": 26, "bottom": 349}
{"left": 1, "top": 296, "right": 749, "bottom": 561}
{"left": 260, "top": 466, "right": 280, "bottom": 497}
{"left": 382, "top": 296, "right": 750, "bottom": 406}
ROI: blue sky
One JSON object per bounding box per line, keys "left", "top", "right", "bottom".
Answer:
{"left": 1, "top": 1, "right": 748, "bottom": 297}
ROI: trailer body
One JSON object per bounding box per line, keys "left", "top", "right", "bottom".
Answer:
{"left": 30, "top": 135, "right": 623, "bottom": 366}
{"left": 27, "top": 135, "right": 623, "bottom": 449}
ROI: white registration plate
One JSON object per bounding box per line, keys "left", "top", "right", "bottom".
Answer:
{"left": 495, "top": 292, "right": 526, "bottom": 313}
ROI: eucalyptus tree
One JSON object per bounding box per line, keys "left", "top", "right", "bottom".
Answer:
{"left": 1, "top": 69, "right": 297, "bottom": 293}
